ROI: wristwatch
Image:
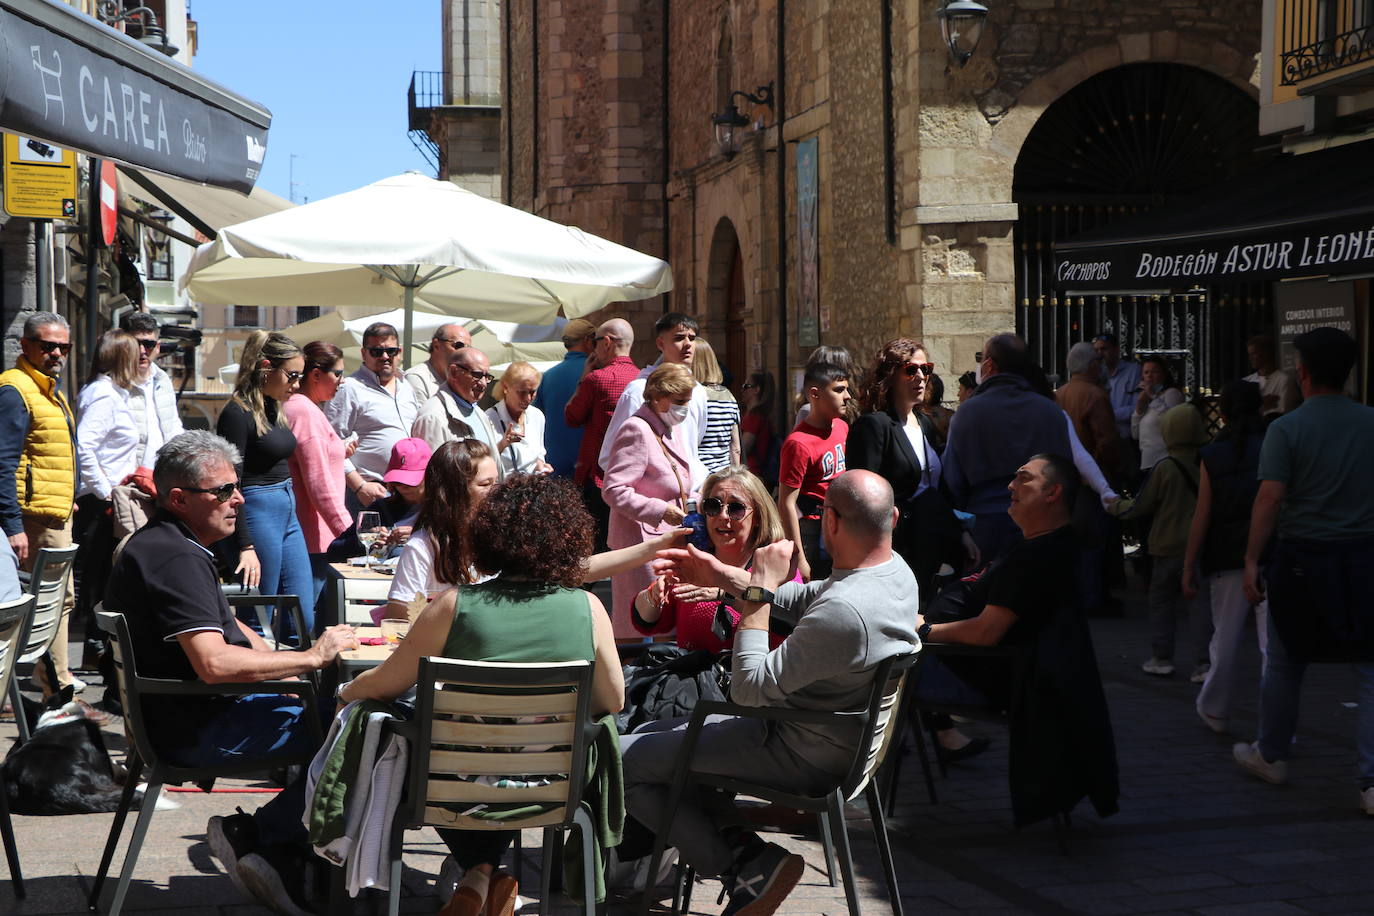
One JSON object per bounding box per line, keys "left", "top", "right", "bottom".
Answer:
{"left": 739, "top": 585, "right": 775, "bottom": 604}
{"left": 918, "top": 621, "right": 933, "bottom": 641}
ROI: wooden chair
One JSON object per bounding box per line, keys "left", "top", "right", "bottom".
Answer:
{"left": 86, "top": 611, "right": 323, "bottom": 916}
{"left": 10, "top": 545, "right": 77, "bottom": 743}
{"left": 335, "top": 575, "right": 391, "bottom": 626}
{"left": 0, "top": 593, "right": 36, "bottom": 898}
{"left": 639, "top": 651, "right": 918, "bottom": 916}
{"left": 384, "top": 658, "right": 602, "bottom": 916}
{"left": 224, "top": 592, "right": 313, "bottom": 652}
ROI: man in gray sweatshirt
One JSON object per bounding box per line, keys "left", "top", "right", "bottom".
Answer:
{"left": 622, "top": 470, "right": 918, "bottom": 916}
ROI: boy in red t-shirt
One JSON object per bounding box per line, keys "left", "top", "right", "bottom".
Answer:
{"left": 778, "top": 362, "right": 850, "bottom": 580}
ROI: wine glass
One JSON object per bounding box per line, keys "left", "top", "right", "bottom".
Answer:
{"left": 357, "top": 511, "right": 382, "bottom": 572}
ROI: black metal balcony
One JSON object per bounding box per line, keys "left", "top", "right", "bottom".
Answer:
{"left": 406, "top": 70, "right": 444, "bottom": 175}
{"left": 1280, "top": 0, "right": 1374, "bottom": 86}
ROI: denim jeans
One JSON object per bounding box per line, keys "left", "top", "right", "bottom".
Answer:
{"left": 241, "top": 479, "right": 316, "bottom": 637}
{"left": 1257, "top": 615, "right": 1374, "bottom": 788}
{"left": 165, "top": 693, "right": 332, "bottom": 846}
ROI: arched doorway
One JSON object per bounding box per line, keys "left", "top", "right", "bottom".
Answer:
{"left": 1013, "top": 63, "right": 1268, "bottom": 392}
{"left": 706, "top": 217, "right": 748, "bottom": 389}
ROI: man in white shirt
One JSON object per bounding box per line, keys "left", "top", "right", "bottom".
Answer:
{"left": 599, "top": 312, "right": 709, "bottom": 473}
{"left": 1244, "top": 334, "right": 1302, "bottom": 418}
{"left": 120, "top": 311, "right": 185, "bottom": 468}
{"left": 403, "top": 322, "right": 472, "bottom": 403}
{"left": 322, "top": 323, "right": 421, "bottom": 510}
{"left": 411, "top": 346, "right": 509, "bottom": 478}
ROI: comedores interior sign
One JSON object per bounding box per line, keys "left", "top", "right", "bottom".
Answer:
{"left": 1054, "top": 212, "right": 1374, "bottom": 292}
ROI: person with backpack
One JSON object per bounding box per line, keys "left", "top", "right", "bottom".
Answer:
{"left": 1181, "top": 380, "right": 1268, "bottom": 734}
{"left": 1107, "top": 403, "right": 1211, "bottom": 678}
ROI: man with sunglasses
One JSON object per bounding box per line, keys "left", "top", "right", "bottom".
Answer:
{"left": 411, "top": 345, "right": 507, "bottom": 478}
{"left": 322, "top": 322, "right": 421, "bottom": 511}
{"left": 0, "top": 311, "right": 80, "bottom": 695}
{"left": 120, "top": 311, "right": 185, "bottom": 470}
{"left": 403, "top": 322, "right": 471, "bottom": 403}
{"left": 106, "top": 430, "right": 359, "bottom": 915}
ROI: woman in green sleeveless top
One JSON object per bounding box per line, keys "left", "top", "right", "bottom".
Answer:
{"left": 342, "top": 473, "right": 624, "bottom": 916}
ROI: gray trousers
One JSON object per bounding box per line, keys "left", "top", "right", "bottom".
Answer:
{"left": 1148, "top": 554, "right": 1210, "bottom": 664}
{"left": 621, "top": 714, "right": 835, "bottom": 877}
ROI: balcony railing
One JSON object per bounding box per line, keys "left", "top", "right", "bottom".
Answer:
{"left": 1281, "top": 0, "right": 1374, "bottom": 85}
{"left": 406, "top": 70, "right": 445, "bottom": 176}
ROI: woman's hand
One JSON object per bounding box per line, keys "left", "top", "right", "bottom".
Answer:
{"left": 662, "top": 504, "right": 687, "bottom": 526}
{"left": 1181, "top": 565, "right": 1198, "bottom": 600}
{"left": 235, "top": 547, "right": 261, "bottom": 589}
{"left": 344, "top": 438, "right": 359, "bottom": 458}
{"left": 356, "top": 480, "right": 388, "bottom": 506}
{"left": 960, "top": 531, "right": 981, "bottom": 572}
{"left": 385, "top": 525, "right": 412, "bottom": 548}
{"left": 671, "top": 582, "right": 722, "bottom": 604}
{"left": 1135, "top": 386, "right": 1151, "bottom": 412}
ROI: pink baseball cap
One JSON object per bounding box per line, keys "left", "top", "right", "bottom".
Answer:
{"left": 383, "top": 438, "right": 431, "bottom": 486}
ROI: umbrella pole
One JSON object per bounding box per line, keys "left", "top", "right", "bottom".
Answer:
{"left": 401, "top": 284, "right": 415, "bottom": 370}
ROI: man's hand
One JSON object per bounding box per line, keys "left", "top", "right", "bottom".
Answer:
{"left": 652, "top": 544, "right": 732, "bottom": 591}
{"left": 357, "top": 481, "right": 388, "bottom": 506}
{"left": 311, "top": 624, "right": 359, "bottom": 666}
{"left": 1243, "top": 558, "right": 1265, "bottom": 605}
{"left": 750, "top": 540, "right": 795, "bottom": 590}
{"left": 1181, "top": 565, "right": 1198, "bottom": 600}
{"left": 7, "top": 531, "right": 27, "bottom": 563}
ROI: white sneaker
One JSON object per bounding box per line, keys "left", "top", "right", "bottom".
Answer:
{"left": 1233, "top": 741, "right": 1288, "bottom": 785}
{"left": 1190, "top": 663, "right": 1211, "bottom": 684}
{"left": 1361, "top": 787, "right": 1374, "bottom": 817}
{"left": 1141, "top": 657, "right": 1175, "bottom": 676}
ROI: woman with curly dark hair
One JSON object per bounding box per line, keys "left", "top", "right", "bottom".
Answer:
{"left": 340, "top": 473, "right": 624, "bottom": 916}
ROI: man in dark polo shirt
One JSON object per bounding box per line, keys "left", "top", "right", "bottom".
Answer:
{"left": 106, "top": 430, "right": 357, "bottom": 916}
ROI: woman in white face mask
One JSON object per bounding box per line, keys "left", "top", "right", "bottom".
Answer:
{"left": 600, "top": 362, "right": 706, "bottom": 637}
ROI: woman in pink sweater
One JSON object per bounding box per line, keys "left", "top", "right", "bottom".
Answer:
{"left": 282, "top": 340, "right": 355, "bottom": 616}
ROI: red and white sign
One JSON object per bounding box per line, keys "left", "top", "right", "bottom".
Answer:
{"left": 99, "top": 160, "right": 117, "bottom": 246}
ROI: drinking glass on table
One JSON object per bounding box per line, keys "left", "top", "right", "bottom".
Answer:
{"left": 379, "top": 618, "right": 410, "bottom": 646}
{"left": 357, "top": 511, "right": 384, "bottom": 572}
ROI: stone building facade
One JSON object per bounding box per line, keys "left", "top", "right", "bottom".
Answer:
{"left": 499, "top": 0, "right": 1263, "bottom": 399}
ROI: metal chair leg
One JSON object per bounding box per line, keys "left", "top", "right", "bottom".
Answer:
{"left": 9, "top": 678, "right": 29, "bottom": 746}
{"left": 679, "top": 865, "right": 696, "bottom": 914}
{"left": 865, "top": 782, "right": 903, "bottom": 916}
{"left": 87, "top": 754, "right": 144, "bottom": 911}
{"left": 0, "top": 761, "right": 24, "bottom": 899}
{"left": 573, "top": 806, "right": 598, "bottom": 914}
{"left": 817, "top": 812, "right": 838, "bottom": 886}
{"left": 386, "top": 833, "right": 404, "bottom": 916}
{"left": 827, "top": 792, "right": 862, "bottom": 916}
{"left": 540, "top": 826, "right": 557, "bottom": 916}
{"left": 106, "top": 780, "right": 163, "bottom": 916}
{"left": 911, "top": 714, "right": 938, "bottom": 805}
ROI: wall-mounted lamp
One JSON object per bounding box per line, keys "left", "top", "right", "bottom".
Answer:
{"left": 97, "top": 2, "right": 180, "bottom": 57}
{"left": 938, "top": 0, "right": 988, "bottom": 67}
{"left": 712, "top": 83, "right": 775, "bottom": 160}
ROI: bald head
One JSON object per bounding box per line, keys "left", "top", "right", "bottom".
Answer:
{"left": 439, "top": 323, "right": 470, "bottom": 346}
{"left": 598, "top": 318, "right": 634, "bottom": 355}
{"left": 428, "top": 322, "right": 472, "bottom": 371}
{"left": 826, "top": 471, "right": 896, "bottom": 538}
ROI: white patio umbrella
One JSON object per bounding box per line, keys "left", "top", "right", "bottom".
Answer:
{"left": 180, "top": 172, "right": 673, "bottom": 364}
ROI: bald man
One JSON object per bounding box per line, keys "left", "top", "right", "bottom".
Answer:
{"left": 623, "top": 470, "right": 918, "bottom": 915}
{"left": 404, "top": 322, "right": 472, "bottom": 402}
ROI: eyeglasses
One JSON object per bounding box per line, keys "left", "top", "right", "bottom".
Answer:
{"left": 594, "top": 334, "right": 619, "bottom": 344}
{"left": 181, "top": 481, "right": 240, "bottom": 502}
{"left": 136, "top": 339, "right": 161, "bottom": 353}
{"left": 904, "top": 362, "right": 935, "bottom": 378}
{"left": 454, "top": 364, "right": 495, "bottom": 383}
{"left": 278, "top": 368, "right": 304, "bottom": 384}
{"left": 365, "top": 346, "right": 402, "bottom": 358}
{"left": 702, "top": 497, "right": 752, "bottom": 520}
{"left": 433, "top": 337, "right": 466, "bottom": 349}
{"left": 28, "top": 339, "right": 71, "bottom": 355}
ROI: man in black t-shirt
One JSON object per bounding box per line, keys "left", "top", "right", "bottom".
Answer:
{"left": 106, "top": 430, "right": 358, "bottom": 916}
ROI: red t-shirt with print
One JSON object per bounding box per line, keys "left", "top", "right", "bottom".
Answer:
{"left": 779, "top": 417, "right": 848, "bottom": 518}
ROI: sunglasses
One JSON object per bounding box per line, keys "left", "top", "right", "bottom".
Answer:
{"left": 455, "top": 365, "right": 495, "bottom": 383}
{"left": 182, "top": 481, "right": 240, "bottom": 502}
{"left": 136, "top": 339, "right": 161, "bottom": 353}
{"left": 278, "top": 368, "right": 304, "bottom": 383}
{"left": 29, "top": 339, "right": 72, "bottom": 355}
{"left": 702, "top": 497, "right": 751, "bottom": 520}
{"left": 434, "top": 337, "right": 466, "bottom": 349}
{"left": 365, "top": 346, "right": 402, "bottom": 358}
{"left": 313, "top": 366, "right": 345, "bottom": 378}
{"left": 904, "top": 362, "right": 935, "bottom": 378}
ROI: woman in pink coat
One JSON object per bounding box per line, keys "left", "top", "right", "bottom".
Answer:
{"left": 602, "top": 363, "right": 706, "bottom": 637}
{"left": 282, "top": 340, "right": 355, "bottom": 616}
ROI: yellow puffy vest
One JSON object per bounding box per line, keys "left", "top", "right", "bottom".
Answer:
{"left": 0, "top": 358, "right": 75, "bottom": 521}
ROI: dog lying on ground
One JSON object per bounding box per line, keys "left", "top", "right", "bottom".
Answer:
{"left": 4, "top": 686, "right": 140, "bottom": 815}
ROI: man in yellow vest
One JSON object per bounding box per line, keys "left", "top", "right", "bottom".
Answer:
{"left": 0, "top": 311, "right": 79, "bottom": 695}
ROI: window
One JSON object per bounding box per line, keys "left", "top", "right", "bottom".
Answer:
{"left": 296, "top": 306, "right": 321, "bottom": 323}
{"left": 232, "top": 305, "right": 261, "bottom": 327}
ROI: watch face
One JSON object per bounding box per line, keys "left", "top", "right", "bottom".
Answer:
{"left": 743, "top": 586, "right": 772, "bottom": 603}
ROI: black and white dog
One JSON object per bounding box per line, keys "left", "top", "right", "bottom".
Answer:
{"left": 3, "top": 686, "right": 146, "bottom": 815}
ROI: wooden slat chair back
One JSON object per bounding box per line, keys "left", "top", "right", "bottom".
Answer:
{"left": 10, "top": 545, "right": 78, "bottom": 744}
{"left": 0, "top": 593, "right": 36, "bottom": 898}
{"left": 386, "top": 657, "right": 599, "bottom": 916}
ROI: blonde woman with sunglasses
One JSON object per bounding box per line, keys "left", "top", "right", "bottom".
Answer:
{"left": 216, "top": 329, "right": 316, "bottom": 637}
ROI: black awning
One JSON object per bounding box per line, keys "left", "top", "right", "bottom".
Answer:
{"left": 0, "top": 0, "right": 270, "bottom": 193}
{"left": 1053, "top": 141, "right": 1374, "bottom": 292}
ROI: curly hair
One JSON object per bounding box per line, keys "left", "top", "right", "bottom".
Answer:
{"left": 860, "top": 338, "right": 926, "bottom": 414}
{"left": 417, "top": 440, "right": 494, "bottom": 587}
{"left": 469, "top": 473, "right": 593, "bottom": 586}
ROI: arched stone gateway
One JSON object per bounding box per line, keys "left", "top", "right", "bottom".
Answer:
{"left": 705, "top": 216, "right": 749, "bottom": 387}
{"left": 1009, "top": 62, "right": 1269, "bottom": 392}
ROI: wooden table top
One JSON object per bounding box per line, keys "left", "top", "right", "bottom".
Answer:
{"left": 329, "top": 561, "right": 394, "bottom": 581}
{"left": 339, "top": 625, "right": 394, "bottom": 667}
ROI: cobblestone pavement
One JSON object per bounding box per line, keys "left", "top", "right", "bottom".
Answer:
{"left": 3, "top": 575, "right": 1372, "bottom": 915}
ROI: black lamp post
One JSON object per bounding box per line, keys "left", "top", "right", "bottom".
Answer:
{"left": 97, "top": 2, "right": 180, "bottom": 56}
{"left": 712, "top": 83, "right": 775, "bottom": 159}
{"left": 938, "top": 0, "right": 989, "bottom": 67}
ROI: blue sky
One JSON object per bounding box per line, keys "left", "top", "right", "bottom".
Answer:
{"left": 191, "top": 2, "right": 440, "bottom": 203}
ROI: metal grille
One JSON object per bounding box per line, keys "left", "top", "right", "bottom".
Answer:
{"left": 1281, "top": 0, "right": 1374, "bottom": 85}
